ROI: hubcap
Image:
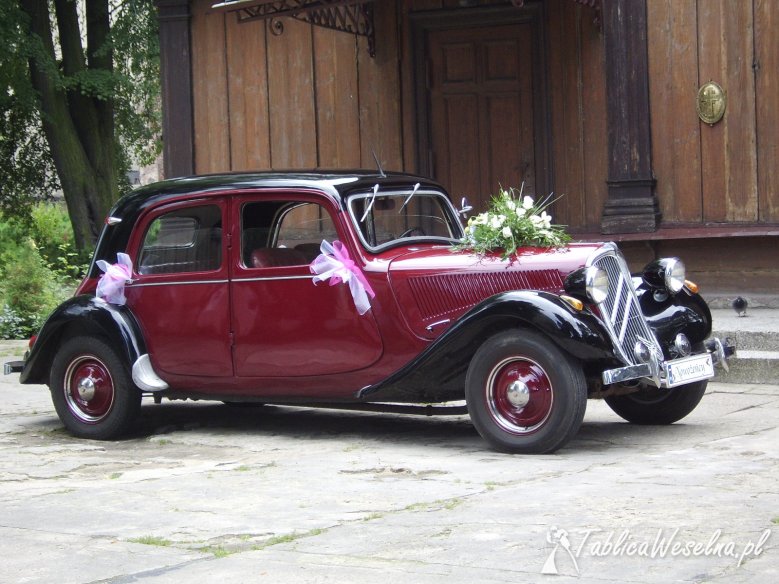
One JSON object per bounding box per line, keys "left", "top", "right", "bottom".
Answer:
{"left": 506, "top": 380, "right": 530, "bottom": 408}
{"left": 485, "top": 357, "right": 554, "bottom": 435}
{"left": 63, "top": 356, "right": 115, "bottom": 424}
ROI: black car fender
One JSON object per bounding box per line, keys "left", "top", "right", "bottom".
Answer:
{"left": 359, "top": 290, "right": 617, "bottom": 403}
{"left": 636, "top": 285, "right": 713, "bottom": 351}
{"left": 20, "top": 295, "right": 147, "bottom": 386}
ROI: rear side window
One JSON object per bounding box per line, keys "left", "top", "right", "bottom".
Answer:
{"left": 138, "top": 205, "right": 222, "bottom": 275}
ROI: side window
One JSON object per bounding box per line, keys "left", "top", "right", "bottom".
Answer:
{"left": 138, "top": 205, "right": 222, "bottom": 275}
{"left": 242, "top": 201, "right": 336, "bottom": 269}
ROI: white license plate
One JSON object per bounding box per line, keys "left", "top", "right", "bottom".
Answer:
{"left": 664, "top": 353, "right": 714, "bottom": 388}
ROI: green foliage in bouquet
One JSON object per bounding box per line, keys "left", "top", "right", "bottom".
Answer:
{"left": 456, "top": 187, "right": 571, "bottom": 259}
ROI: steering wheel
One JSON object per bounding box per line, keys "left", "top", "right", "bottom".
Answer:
{"left": 399, "top": 226, "right": 426, "bottom": 238}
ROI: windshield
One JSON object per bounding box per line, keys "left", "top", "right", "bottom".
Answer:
{"left": 347, "top": 188, "right": 463, "bottom": 251}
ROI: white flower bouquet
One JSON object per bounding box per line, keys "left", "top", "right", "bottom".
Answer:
{"left": 456, "top": 186, "right": 570, "bottom": 258}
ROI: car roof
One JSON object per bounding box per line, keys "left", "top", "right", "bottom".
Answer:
{"left": 89, "top": 170, "right": 446, "bottom": 277}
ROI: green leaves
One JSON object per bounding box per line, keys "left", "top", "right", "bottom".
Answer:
{"left": 0, "top": 0, "right": 161, "bottom": 239}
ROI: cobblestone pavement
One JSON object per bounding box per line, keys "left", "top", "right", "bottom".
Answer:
{"left": 0, "top": 350, "right": 776, "bottom": 583}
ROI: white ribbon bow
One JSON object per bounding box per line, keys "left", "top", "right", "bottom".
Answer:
{"left": 310, "top": 240, "right": 375, "bottom": 315}
{"left": 96, "top": 253, "right": 133, "bottom": 305}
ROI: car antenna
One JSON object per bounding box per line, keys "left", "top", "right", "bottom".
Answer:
{"left": 372, "top": 150, "right": 386, "bottom": 178}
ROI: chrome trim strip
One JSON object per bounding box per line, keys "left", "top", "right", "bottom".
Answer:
{"left": 128, "top": 279, "right": 229, "bottom": 288}
{"left": 233, "top": 274, "right": 312, "bottom": 283}
{"left": 130, "top": 274, "right": 313, "bottom": 287}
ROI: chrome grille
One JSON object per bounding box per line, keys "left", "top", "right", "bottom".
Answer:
{"left": 590, "top": 245, "right": 662, "bottom": 366}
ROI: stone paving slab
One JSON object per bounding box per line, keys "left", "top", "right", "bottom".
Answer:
{"left": 0, "top": 366, "right": 776, "bottom": 584}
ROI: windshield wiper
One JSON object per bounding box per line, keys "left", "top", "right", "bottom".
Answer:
{"left": 398, "top": 182, "right": 421, "bottom": 213}
{"left": 360, "top": 183, "right": 380, "bottom": 223}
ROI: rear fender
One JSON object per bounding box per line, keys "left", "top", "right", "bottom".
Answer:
{"left": 20, "top": 296, "right": 147, "bottom": 386}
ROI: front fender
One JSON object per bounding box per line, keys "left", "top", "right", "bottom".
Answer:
{"left": 359, "top": 291, "right": 616, "bottom": 402}
{"left": 20, "top": 295, "right": 147, "bottom": 385}
{"left": 637, "top": 286, "right": 713, "bottom": 350}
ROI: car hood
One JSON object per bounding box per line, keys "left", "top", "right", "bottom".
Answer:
{"left": 387, "top": 243, "right": 604, "bottom": 339}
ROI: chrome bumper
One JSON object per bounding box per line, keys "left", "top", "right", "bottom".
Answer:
{"left": 602, "top": 337, "right": 735, "bottom": 388}
{"left": 4, "top": 361, "right": 24, "bottom": 375}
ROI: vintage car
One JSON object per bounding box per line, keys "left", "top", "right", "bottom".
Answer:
{"left": 5, "top": 172, "right": 734, "bottom": 453}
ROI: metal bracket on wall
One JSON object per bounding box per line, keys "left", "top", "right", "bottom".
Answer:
{"left": 212, "top": 0, "right": 377, "bottom": 57}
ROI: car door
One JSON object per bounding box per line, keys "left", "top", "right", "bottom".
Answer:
{"left": 125, "top": 198, "right": 233, "bottom": 378}
{"left": 230, "top": 192, "right": 383, "bottom": 378}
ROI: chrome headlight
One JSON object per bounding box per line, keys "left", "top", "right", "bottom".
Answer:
{"left": 586, "top": 266, "right": 609, "bottom": 304}
{"left": 564, "top": 265, "right": 609, "bottom": 305}
{"left": 642, "top": 258, "right": 686, "bottom": 294}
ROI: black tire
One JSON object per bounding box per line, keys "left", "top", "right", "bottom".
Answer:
{"left": 605, "top": 380, "right": 707, "bottom": 425}
{"left": 465, "top": 330, "right": 587, "bottom": 454}
{"left": 50, "top": 336, "right": 142, "bottom": 439}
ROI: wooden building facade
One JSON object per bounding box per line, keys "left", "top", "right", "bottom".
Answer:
{"left": 156, "top": 0, "right": 779, "bottom": 293}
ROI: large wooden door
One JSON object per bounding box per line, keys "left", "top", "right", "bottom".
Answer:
{"left": 424, "top": 21, "right": 546, "bottom": 211}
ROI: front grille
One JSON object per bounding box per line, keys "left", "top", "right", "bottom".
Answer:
{"left": 590, "top": 246, "right": 662, "bottom": 365}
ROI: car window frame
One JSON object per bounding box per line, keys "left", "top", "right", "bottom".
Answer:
{"left": 127, "top": 197, "right": 228, "bottom": 281}
{"left": 345, "top": 188, "right": 464, "bottom": 253}
{"left": 232, "top": 190, "right": 346, "bottom": 275}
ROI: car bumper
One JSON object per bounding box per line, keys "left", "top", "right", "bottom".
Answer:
{"left": 4, "top": 361, "right": 24, "bottom": 375}
{"left": 602, "top": 336, "right": 735, "bottom": 388}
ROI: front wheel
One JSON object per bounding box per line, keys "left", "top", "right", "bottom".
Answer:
{"left": 465, "top": 330, "right": 587, "bottom": 454}
{"left": 50, "top": 337, "right": 142, "bottom": 439}
{"left": 605, "top": 380, "right": 707, "bottom": 425}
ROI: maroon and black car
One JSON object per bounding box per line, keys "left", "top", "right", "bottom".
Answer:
{"left": 5, "top": 172, "right": 734, "bottom": 453}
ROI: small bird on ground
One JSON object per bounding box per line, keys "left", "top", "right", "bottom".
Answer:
{"left": 732, "top": 296, "right": 748, "bottom": 317}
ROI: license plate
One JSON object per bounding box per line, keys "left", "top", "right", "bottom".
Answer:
{"left": 664, "top": 353, "right": 714, "bottom": 388}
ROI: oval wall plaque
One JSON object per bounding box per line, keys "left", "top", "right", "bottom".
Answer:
{"left": 697, "top": 82, "right": 726, "bottom": 125}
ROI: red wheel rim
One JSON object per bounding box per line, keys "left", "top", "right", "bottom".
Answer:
{"left": 485, "top": 357, "right": 553, "bottom": 435}
{"left": 63, "top": 355, "right": 115, "bottom": 424}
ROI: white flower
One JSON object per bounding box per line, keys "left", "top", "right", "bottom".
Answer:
{"left": 516, "top": 208, "right": 526, "bottom": 218}
{"left": 522, "top": 196, "right": 534, "bottom": 210}
{"left": 540, "top": 210, "right": 552, "bottom": 228}
{"left": 506, "top": 199, "right": 516, "bottom": 211}
{"left": 530, "top": 214, "right": 543, "bottom": 227}
{"left": 470, "top": 213, "right": 488, "bottom": 226}
{"left": 501, "top": 226, "right": 512, "bottom": 238}
{"left": 490, "top": 214, "right": 506, "bottom": 229}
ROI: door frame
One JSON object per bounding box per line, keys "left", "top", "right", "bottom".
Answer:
{"left": 410, "top": 3, "right": 552, "bottom": 203}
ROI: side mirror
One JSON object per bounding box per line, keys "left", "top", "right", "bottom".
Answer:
{"left": 458, "top": 197, "right": 473, "bottom": 218}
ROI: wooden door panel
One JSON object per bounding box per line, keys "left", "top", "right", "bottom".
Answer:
{"left": 427, "top": 22, "right": 539, "bottom": 211}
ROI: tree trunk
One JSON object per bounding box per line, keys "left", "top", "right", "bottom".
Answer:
{"left": 20, "top": 0, "right": 118, "bottom": 251}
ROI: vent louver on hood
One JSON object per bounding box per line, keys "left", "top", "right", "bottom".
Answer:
{"left": 409, "top": 270, "right": 564, "bottom": 321}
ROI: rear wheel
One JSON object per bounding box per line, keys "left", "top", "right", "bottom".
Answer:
{"left": 465, "top": 330, "right": 587, "bottom": 454}
{"left": 50, "top": 337, "right": 142, "bottom": 439}
{"left": 605, "top": 380, "right": 707, "bottom": 425}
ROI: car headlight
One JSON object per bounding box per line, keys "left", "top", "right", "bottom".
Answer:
{"left": 564, "top": 266, "right": 609, "bottom": 305}
{"left": 642, "top": 258, "right": 686, "bottom": 294}
{"left": 586, "top": 266, "right": 609, "bottom": 304}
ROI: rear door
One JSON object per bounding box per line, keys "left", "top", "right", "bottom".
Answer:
{"left": 125, "top": 198, "right": 233, "bottom": 377}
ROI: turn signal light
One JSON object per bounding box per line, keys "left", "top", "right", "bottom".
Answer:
{"left": 684, "top": 279, "right": 699, "bottom": 294}
{"left": 560, "top": 295, "right": 584, "bottom": 311}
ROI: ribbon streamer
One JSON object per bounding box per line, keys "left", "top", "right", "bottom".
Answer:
{"left": 310, "top": 240, "right": 375, "bottom": 315}
{"left": 96, "top": 253, "right": 133, "bottom": 305}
